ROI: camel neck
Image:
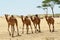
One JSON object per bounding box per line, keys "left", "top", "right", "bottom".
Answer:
{"left": 45, "top": 18, "right": 48, "bottom": 23}
{"left": 21, "top": 17, "right": 24, "bottom": 22}
{"left": 5, "top": 16, "right": 9, "bottom": 22}
{"left": 30, "top": 17, "right": 34, "bottom": 22}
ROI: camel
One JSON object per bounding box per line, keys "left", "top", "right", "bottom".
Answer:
{"left": 30, "top": 14, "right": 41, "bottom": 33}
{"left": 20, "top": 15, "right": 33, "bottom": 34}
{"left": 5, "top": 14, "right": 19, "bottom": 37}
{"left": 45, "top": 15, "right": 54, "bottom": 32}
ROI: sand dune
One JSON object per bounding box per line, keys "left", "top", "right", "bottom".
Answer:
{"left": 0, "top": 16, "right": 60, "bottom": 40}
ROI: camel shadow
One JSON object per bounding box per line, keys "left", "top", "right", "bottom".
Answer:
{"left": 12, "top": 34, "right": 21, "bottom": 38}
{"left": 50, "top": 30, "right": 58, "bottom": 33}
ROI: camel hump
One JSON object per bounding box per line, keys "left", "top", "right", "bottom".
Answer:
{"left": 34, "top": 15, "right": 40, "bottom": 23}
{"left": 25, "top": 16, "right": 31, "bottom": 24}
{"left": 48, "top": 16, "right": 54, "bottom": 23}
{"left": 48, "top": 16, "right": 53, "bottom": 20}
{"left": 10, "top": 15, "right": 16, "bottom": 20}
{"left": 9, "top": 15, "right": 17, "bottom": 23}
{"left": 34, "top": 15, "right": 40, "bottom": 20}
{"left": 25, "top": 17, "right": 30, "bottom": 22}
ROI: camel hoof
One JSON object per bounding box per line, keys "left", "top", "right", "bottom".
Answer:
{"left": 18, "top": 34, "right": 19, "bottom": 36}
{"left": 9, "top": 33, "right": 11, "bottom": 36}
{"left": 39, "top": 31, "right": 41, "bottom": 33}
{"left": 12, "top": 36, "right": 13, "bottom": 37}
{"left": 32, "top": 32, "right": 33, "bottom": 33}
{"left": 17, "top": 34, "right": 21, "bottom": 36}
{"left": 37, "top": 29, "right": 39, "bottom": 31}
{"left": 22, "top": 32, "right": 24, "bottom": 34}
{"left": 50, "top": 30, "right": 51, "bottom": 32}
{"left": 27, "top": 33, "right": 28, "bottom": 34}
{"left": 52, "top": 30, "right": 54, "bottom": 32}
{"left": 11, "top": 35, "right": 14, "bottom": 37}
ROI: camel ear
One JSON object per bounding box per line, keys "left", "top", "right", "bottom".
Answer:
{"left": 4, "top": 14, "right": 9, "bottom": 16}
{"left": 5, "top": 14, "right": 8, "bottom": 16}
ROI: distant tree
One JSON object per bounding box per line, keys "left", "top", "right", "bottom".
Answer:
{"left": 58, "top": 5, "right": 60, "bottom": 8}
{"left": 37, "top": 5, "right": 48, "bottom": 15}
{"left": 42, "top": 3, "right": 49, "bottom": 15}
{"left": 42, "top": 0, "right": 60, "bottom": 17}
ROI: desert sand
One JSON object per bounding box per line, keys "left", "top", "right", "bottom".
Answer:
{"left": 0, "top": 16, "right": 60, "bottom": 40}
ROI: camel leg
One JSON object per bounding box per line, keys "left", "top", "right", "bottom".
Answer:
{"left": 11, "top": 26, "right": 14, "bottom": 37}
{"left": 35, "top": 24, "right": 37, "bottom": 33}
{"left": 34, "top": 24, "right": 36, "bottom": 33}
{"left": 52, "top": 24, "right": 54, "bottom": 32}
{"left": 22, "top": 24, "right": 24, "bottom": 34}
{"left": 26, "top": 25, "right": 29, "bottom": 34}
{"left": 30, "top": 25, "right": 33, "bottom": 33}
{"left": 49, "top": 24, "right": 51, "bottom": 32}
{"left": 16, "top": 26, "right": 19, "bottom": 36}
{"left": 36, "top": 25, "right": 39, "bottom": 31}
{"left": 8, "top": 25, "right": 10, "bottom": 34}
{"left": 38, "top": 24, "right": 41, "bottom": 32}
{"left": 16, "top": 21, "right": 19, "bottom": 36}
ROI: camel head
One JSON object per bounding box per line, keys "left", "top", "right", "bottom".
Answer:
{"left": 25, "top": 16, "right": 28, "bottom": 20}
{"left": 5, "top": 14, "right": 9, "bottom": 18}
{"left": 35, "top": 14, "right": 38, "bottom": 17}
{"left": 11, "top": 15, "right": 14, "bottom": 17}
{"left": 5, "top": 14, "right": 9, "bottom": 22}
{"left": 20, "top": 15, "right": 23, "bottom": 19}
{"left": 25, "top": 16, "right": 28, "bottom": 18}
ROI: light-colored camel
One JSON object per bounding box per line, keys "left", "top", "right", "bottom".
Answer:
{"left": 45, "top": 15, "right": 54, "bottom": 32}
{"left": 30, "top": 15, "right": 41, "bottom": 33}
{"left": 20, "top": 15, "right": 33, "bottom": 34}
{"left": 5, "top": 14, "right": 19, "bottom": 37}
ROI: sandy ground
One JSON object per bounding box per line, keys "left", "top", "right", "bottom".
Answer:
{"left": 0, "top": 16, "right": 60, "bottom": 40}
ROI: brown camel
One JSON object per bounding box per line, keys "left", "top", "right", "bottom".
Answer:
{"left": 20, "top": 15, "right": 33, "bottom": 34}
{"left": 30, "top": 14, "right": 41, "bottom": 33}
{"left": 45, "top": 15, "right": 54, "bottom": 32}
{"left": 5, "top": 14, "right": 19, "bottom": 37}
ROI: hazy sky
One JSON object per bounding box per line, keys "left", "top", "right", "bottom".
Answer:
{"left": 0, "top": 0, "right": 60, "bottom": 16}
